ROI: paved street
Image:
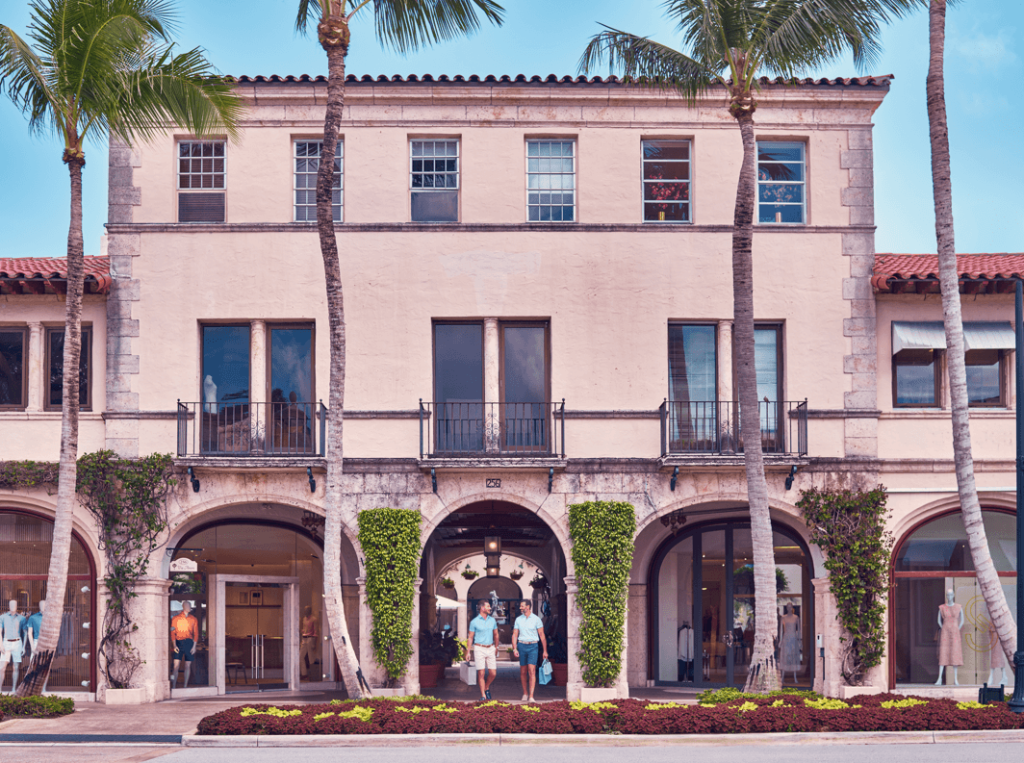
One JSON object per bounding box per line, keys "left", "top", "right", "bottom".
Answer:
{"left": 3, "top": 741, "right": 1024, "bottom": 763}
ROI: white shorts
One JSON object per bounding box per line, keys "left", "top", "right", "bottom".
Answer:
{"left": 2, "top": 640, "right": 24, "bottom": 663}
{"left": 473, "top": 643, "right": 497, "bottom": 670}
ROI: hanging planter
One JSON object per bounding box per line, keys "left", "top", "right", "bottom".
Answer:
{"left": 440, "top": 577, "right": 455, "bottom": 589}
{"left": 461, "top": 568, "right": 479, "bottom": 580}
{"left": 509, "top": 569, "right": 524, "bottom": 581}
{"left": 529, "top": 574, "right": 547, "bottom": 589}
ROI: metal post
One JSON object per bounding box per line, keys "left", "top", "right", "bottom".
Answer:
{"left": 1009, "top": 280, "right": 1024, "bottom": 713}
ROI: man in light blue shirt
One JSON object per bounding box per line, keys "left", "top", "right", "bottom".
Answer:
{"left": 512, "top": 599, "right": 547, "bottom": 702}
{"left": 466, "top": 601, "right": 498, "bottom": 700}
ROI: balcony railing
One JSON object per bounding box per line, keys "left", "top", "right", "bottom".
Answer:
{"left": 419, "top": 400, "right": 565, "bottom": 458}
{"left": 659, "top": 400, "right": 808, "bottom": 457}
{"left": 177, "top": 401, "right": 327, "bottom": 457}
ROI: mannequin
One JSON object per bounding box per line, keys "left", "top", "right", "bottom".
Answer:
{"left": 170, "top": 601, "right": 199, "bottom": 689}
{"left": 988, "top": 620, "right": 1009, "bottom": 687}
{"left": 0, "top": 599, "right": 26, "bottom": 694}
{"left": 778, "top": 604, "right": 801, "bottom": 683}
{"left": 24, "top": 600, "right": 48, "bottom": 692}
{"left": 935, "top": 588, "right": 964, "bottom": 686}
{"left": 300, "top": 606, "right": 319, "bottom": 679}
{"left": 677, "top": 622, "right": 694, "bottom": 681}
{"left": 203, "top": 375, "right": 218, "bottom": 414}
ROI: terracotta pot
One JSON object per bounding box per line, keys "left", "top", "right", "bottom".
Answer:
{"left": 551, "top": 663, "right": 568, "bottom": 686}
{"left": 418, "top": 663, "right": 440, "bottom": 688}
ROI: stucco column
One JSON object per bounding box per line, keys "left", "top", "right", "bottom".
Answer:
{"left": 108, "top": 576, "right": 169, "bottom": 703}
{"left": 249, "top": 320, "right": 266, "bottom": 451}
{"left": 484, "top": 317, "right": 500, "bottom": 452}
{"left": 457, "top": 597, "right": 468, "bottom": 641}
{"left": 356, "top": 576, "right": 384, "bottom": 688}
{"left": 564, "top": 575, "right": 583, "bottom": 701}
{"left": 25, "top": 322, "right": 44, "bottom": 411}
{"left": 627, "top": 583, "right": 648, "bottom": 688}
{"left": 717, "top": 320, "right": 735, "bottom": 453}
{"left": 812, "top": 576, "right": 843, "bottom": 697}
{"left": 402, "top": 577, "right": 422, "bottom": 696}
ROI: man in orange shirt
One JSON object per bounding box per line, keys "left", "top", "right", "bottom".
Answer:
{"left": 170, "top": 601, "right": 199, "bottom": 689}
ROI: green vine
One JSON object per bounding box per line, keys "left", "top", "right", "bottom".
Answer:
{"left": 797, "top": 486, "right": 893, "bottom": 686}
{"left": 357, "top": 507, "right": 421, "bottom": 687}
{"left": 568, "top": 501, "right": 636, "bottom": 688}
{"left": 77, "top": 451, "right": 176, "bottom": 689}
{"left": 0, "top": 460, "right": 60, "bottom": 490}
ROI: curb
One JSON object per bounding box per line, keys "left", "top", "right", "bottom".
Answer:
{"left": 181, "top": 729, "right": 1024, "bottom": 748}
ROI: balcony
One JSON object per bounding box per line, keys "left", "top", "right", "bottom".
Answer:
{"left": 418, "top": 401, "right": 566, "bottom": 462}
{"left": 176, "top": 401, "right": 327, "bottom": 458}
{"left": 659, "top": 400, "right": 808, "bottom": 460}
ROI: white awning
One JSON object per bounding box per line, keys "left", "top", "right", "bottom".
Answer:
{"left": 435, "top": 596, "right": 462, "bottom": 610}
{"left": 892, "top": 321, "right": 1015, "bottom": 355}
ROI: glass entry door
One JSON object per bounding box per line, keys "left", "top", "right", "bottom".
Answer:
{"left": 224, "top": 582, "right": 287, "bottom": 692}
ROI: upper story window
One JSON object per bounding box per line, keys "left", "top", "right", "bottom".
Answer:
{"left": 891, "top": 321, "right": 1013, "bottom": 408}
{"left": 757, "top": 141, "right": 805, "bottom": 224}
{"left": 46, "top": 326, "right": 91, "bottom": 411}
{"left": 527, "top": 140, "right": 575, "bottom": 222}
{"left": 294, "top": 141, "right": 342, "bottom": 222}
{"left": 643, "top": 140, "right": 691, "bottom": 222}
{"left": 0, "top": 328, "right": 27, "bottom": 410}
{"left": 411, "top": 139, "right": 459, "bottom": 222}
{"left": 178, "top": 140, "right": 225, "bottom": 223}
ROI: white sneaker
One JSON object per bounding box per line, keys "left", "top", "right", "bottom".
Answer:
{"left": 521, "top": 694, "right": 528, "bottom": 702}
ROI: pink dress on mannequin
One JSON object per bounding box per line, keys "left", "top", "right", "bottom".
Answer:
{"left": 938, "top": 603, "right": 963, "bottom": 667}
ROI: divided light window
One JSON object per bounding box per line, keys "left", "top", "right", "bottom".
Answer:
{"left": 643, "top": 140, "right": 691, "bottom": 222}
{"left": 0, "top": 328, "right": 27, "bottom": 409}
{"left": 46, "top": 327, "right": 91, "bottom": 411}
{"left": 757, "top": 141, "right": 805, "bottom": 224}
{"left": 526, "top": 140, "right": 575, "bottom": 222}
{"left": 178, "top": 140, "right": 226, "bottom": 223}
{"left": 411, "top": 139, "right": 459, "bottom": 222}
{"left": 294, "top": 141, "right": 342, "bottom": 222}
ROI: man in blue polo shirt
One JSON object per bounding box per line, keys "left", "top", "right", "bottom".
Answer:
{"left": 512, "top": 599, "right": 547, "bottom": 702}
{"left": 466, "top": 601, "right": 498, "bottom": 700}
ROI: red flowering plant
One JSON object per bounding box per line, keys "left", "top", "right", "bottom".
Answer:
{"left": 644, "top": 166, "right": 689, "bottom": 220}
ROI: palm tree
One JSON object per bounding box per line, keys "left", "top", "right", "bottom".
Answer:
{"left": 0, "top": 0, "right": 241, "bottom": 696}
{"left": 294, "top": 0, "right": 504, "bottom": 698}
{"left": 926, "top": 0, "right": 1015, "bottom": 665}
{"left": 580, "top": 0, "right": 918, "bottom": 692}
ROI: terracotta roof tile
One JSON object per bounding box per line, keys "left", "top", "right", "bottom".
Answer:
{"left": 873, "top": 253, "right": 1024, "bottom": 293}
{"left": 0, "top": 256, "right": 111, "bottom": 295}
{"left": 232, "top": 73, "right": 892, "bottom": 87}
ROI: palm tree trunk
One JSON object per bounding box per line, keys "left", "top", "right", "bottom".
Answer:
{"left": 316, "top": 5, "right": 364, "bottom": 699}
{"left": 732, "top": 109, "right": 781, "bottom": 694}
{"left": 16, "top": 153, "right": 86, "bottom": 697}
{"left": 927, "top": 0, "right": 1016, "bottom": 664}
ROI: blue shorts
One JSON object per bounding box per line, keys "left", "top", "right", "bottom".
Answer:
{"left": 174, "top": 638, "right": 195, "bottom": 662}
{"left": 518, "top": 641, "right": 539, "bottom": 667}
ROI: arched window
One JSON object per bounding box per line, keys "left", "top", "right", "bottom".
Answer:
{"left": 0, "top": 509, "right": 96, "bottom": 691}
{"left": 891, "top": 509, "right": 1017, "bottom": 686}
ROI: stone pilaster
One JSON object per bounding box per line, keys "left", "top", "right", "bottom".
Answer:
{"left": 627, "top": 583, "right": 647, "bottom": 687}
{"left": 565, "top": 575, "right": 582, "bottom": 700}
{"left": 356, "top": 576, "right": 384, "bottom": 688}
{"left": 402, "top": 577, "right": 422, "bottom": 696}
{"left": 26, "top": 322, "right": 43, "bottom": 411}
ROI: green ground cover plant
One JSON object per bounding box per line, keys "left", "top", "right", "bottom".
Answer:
{"left": 196, "top": 693, "right": 1024, "bottom": 735}
{"left": 0, "top": 695, "right": 75, "bottom": 718}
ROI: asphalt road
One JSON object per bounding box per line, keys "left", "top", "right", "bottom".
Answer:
{"left": 4, "top": 742, "right": 1024, "bottom": 763}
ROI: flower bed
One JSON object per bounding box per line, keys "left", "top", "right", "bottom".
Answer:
{"left": 0, "top": 696, "right": 75, "bottom": 718}
{"left": 196, "top": 694, "right": 1024, "bottom": 736}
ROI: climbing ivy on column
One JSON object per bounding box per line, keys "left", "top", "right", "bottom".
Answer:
{"left": 356, "top": 507, "right": 422, "bottom": 686}
{"left": 568, "top": 500, "right": 636, "bottom": 688}
{"left": 797, "top": 486, "right": 893, "bottom": 686}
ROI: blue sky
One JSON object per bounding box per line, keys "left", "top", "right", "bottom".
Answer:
{"left": 1, "top": 0, "right": 1020, "bottom": 258}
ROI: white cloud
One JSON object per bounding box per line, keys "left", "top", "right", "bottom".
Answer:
{"left": 947, "top": 26, "right": 1018, "bottom": 73}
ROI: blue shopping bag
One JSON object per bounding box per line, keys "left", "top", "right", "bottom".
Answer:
{"left": 538, "top": 658, "right": 553, "bottom": 686}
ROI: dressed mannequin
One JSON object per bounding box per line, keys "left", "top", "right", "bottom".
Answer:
{"left": 778, "top": 604, "right": 801, "bottom": 683}
{"left": 23, "top": 600, "right": 48, "bottom": 693}
{"left": 0, "top": 600, "right": 26, "bottom": 694}
{"left": 677, "top": 622, "right": 694, "bottom": 681}
{"left": 935, "top": 588, "right": 964, "bottom": 686}
{"left": 988, "top": 620, "right": 1009, "bottom": 687}
{"left": 300, "top": 606, "right": 319, "bottom": 679}
{"left": 203, "top": 375, "right": 218, "bottom": 414}
{"left": 170, "top": 601, "right": 199, "bottom": 689}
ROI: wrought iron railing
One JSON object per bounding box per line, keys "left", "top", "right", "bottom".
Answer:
{"left": 177, "top": 400, "right": 327, "bottom": 457}
{"left": 659, "top": 400, "right": 808, "bottom": 457}
{"left": 419, "top": 400, "right": 565, "bottom": 458}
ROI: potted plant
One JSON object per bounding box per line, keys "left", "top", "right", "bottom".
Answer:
{"left": 418, "top": 631, "right": 447, "bottom": 688}
{"left": 461, "top": 567, "right": 479, "bottom": 581}
{"left": 509, "top": 568, "right": 524, "bottom": 581}
{"left": 548, "top": 637, "right": 568, "bottom": 687}
{"left": 440, "top": 576, "right": 455, "bottom": 589}
{"left": 529, "top": 573, "right": 547, "bottom": 589}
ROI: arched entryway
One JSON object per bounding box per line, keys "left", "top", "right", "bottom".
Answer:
{"left": 890, "top": 507, "right": 1017, "bottom": 687}
{"left": 0, "top": 508, "right": 96, "bottom": 693}
{"left": 649, "top": 519, "right": 815, "bottom": 688}
{"left": 167, "top": 507, "right": 359, "bottom": 694}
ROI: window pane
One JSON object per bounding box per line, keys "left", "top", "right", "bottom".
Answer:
{"left": 411, "top": 190, "right": 458, "bottom": 222}
{"left": 656, "top": 534, "right": 694, "bottom": 682}
{"left": 757, "top": 142, "right": 805, "bottom": 224}
{"left": 202, "top": 326, "right": 250, "bottom": 408}
{"left": 48, "top": 329, "right": 89, "bottom": 408}
{"left": 527, "top": 140, "right": 575, "bottom": 222}
{"left": 759, "top": 204, "right": 804, "bottom": 224}
{"left": 434, "top": 324, "right": 483, "bottom": 404}
{"left": 966, "top": 350, "right": 1001, "bottom": 405}
{"left": 294, "top": 141, "right": 342, "bottom": 222}
{"left": 668, "top": 325, "right": 716, "bottom": 452}
{"left": 644, "top": 140, "right": 689, "bottom": 161}
{"left": 894, "top": 349, "right": 937, "bottom": 405}
{"left": 503, "top": 326, "right": 546, "bottom": 403}
{"left": 270, "top": 328, "right": 312, "bottom": 403}
{"left": 0, "top": 331, "right": 25, "bottom": 407}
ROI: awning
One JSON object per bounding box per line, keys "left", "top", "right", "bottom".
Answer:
{"left": 435, "top": 596, "right": 462, "bottom": 610}
{"left": 892, "top": 321, "right": 1015, "bottom": 354}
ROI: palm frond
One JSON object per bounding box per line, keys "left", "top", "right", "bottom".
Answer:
{"left": 372, "top": 0, "right": 505, "bottom": 54}
{"left": 295, "top": 0, "right": 323, "bottom": 34}
{"left": 579, "top": 26, "right": 718, "bottom": 103}
{"left": 0, "top": 23, "right": 58, "bottom": 133}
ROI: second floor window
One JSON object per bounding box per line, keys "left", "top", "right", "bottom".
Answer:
{"left": 294, "top": 141, "right": 342, "bottom": 222}
{"left": 643, "top": 140, "right": 691, "bottom": 222}
{"left": 0, "top": 328, "right": 27, "bottom": 409}
{"left": 757, "top": 141, "right": 805, "bottom": 224}
{"left": 527, "top": 140, "right": 575, "bottom": 222}
{"left": 178, "top": 140, "right": 226, "bottom": 223}
{"left": 411, "top": 139, "right": 459, "bottom": 222}
{"left": 46, "top": 327, "right": 91, "bottom": 410}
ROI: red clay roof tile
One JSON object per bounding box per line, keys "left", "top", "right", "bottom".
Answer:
{"left": 873, "top": 253, "right": 1024, "bottom": 292}
{"left": 0, "top": 256, "right": 111, "bottom": 294}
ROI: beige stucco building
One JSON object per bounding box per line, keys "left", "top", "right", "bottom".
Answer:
{"left": 0, "top": 73, "right": 1018, "bottom": 703}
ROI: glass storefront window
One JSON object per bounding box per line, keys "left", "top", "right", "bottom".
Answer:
{"left": 0, "top": 511, "right": 94, "bottom": 691}
{"left": 892, "top": 509, "right": 1017, "bottom": 686}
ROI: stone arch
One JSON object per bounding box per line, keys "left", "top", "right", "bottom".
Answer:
{"left": 888, "top": 491, "right": 1017, "bottom": 546}
{"left": 0, "top": 494, "right": 104, "bottom": 578}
